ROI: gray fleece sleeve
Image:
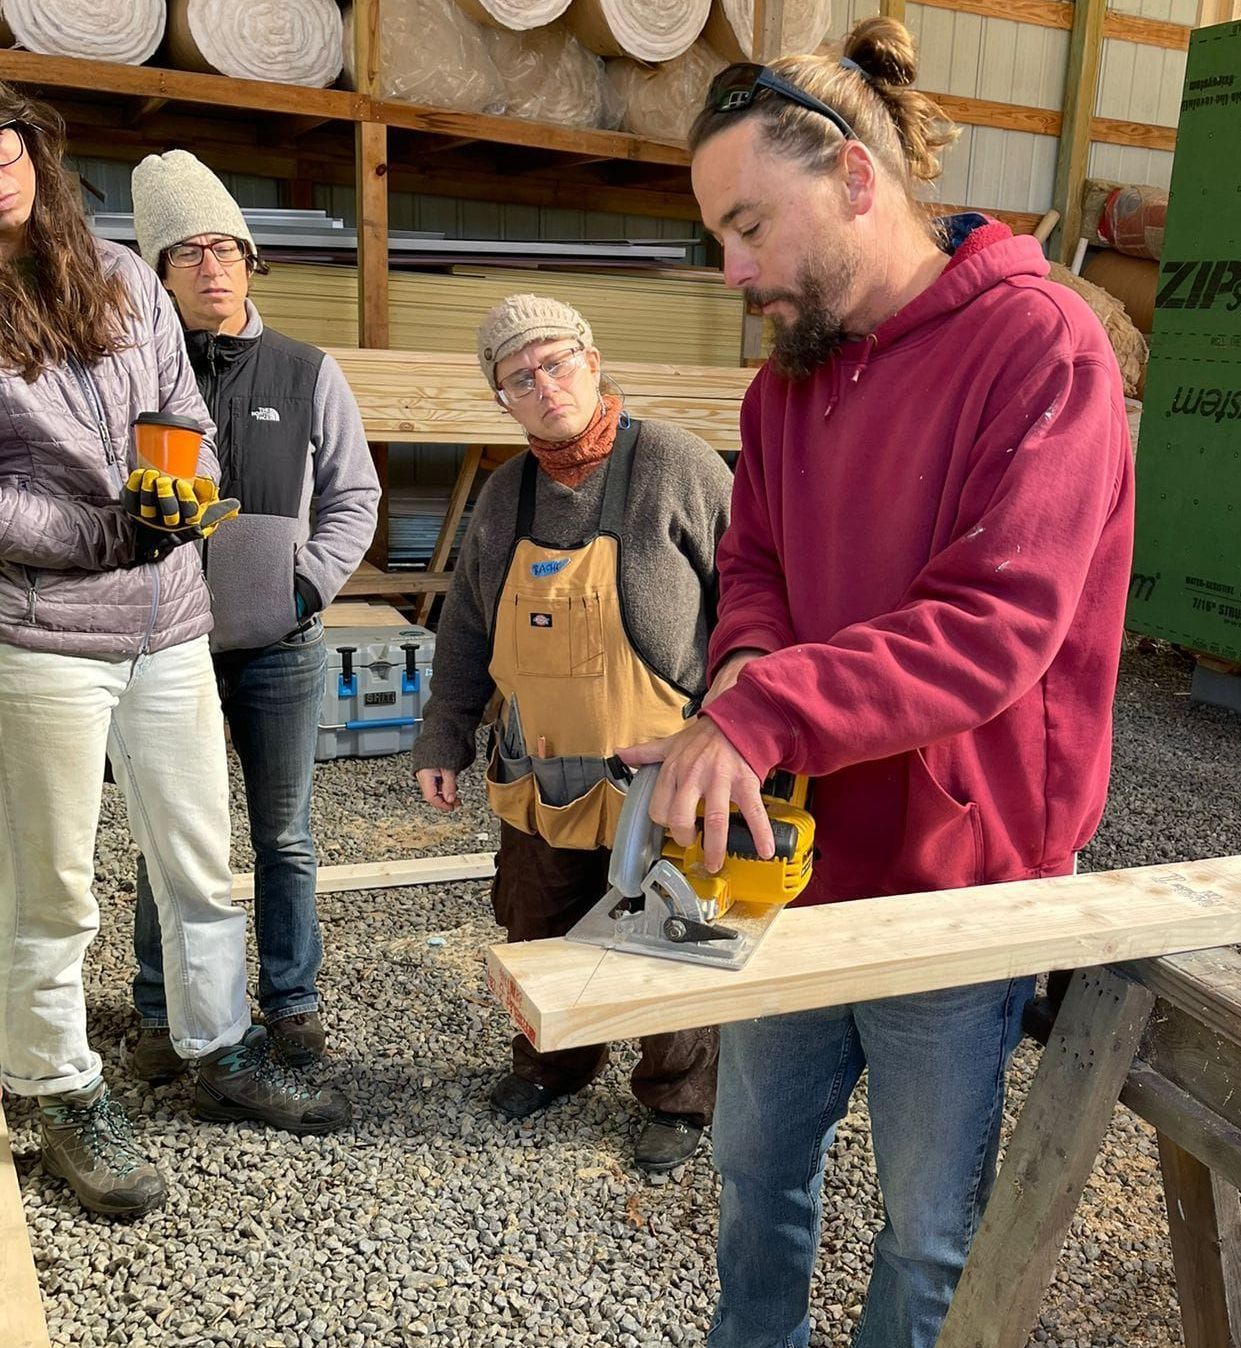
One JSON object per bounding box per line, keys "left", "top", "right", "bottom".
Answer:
{"left": 408, "top": 489, "right": 501, "bottom": 776}
{"left": 294, "top": 353, "right": 381, "bottom": 613}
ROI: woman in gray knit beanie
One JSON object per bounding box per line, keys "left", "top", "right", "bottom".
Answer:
{"left": 413, "top": 293, "right": 735, "bottom": 1173}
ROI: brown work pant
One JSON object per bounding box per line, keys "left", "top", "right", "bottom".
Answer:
{"left": 491, "top": 821, "right": 718, "bottom": 1126}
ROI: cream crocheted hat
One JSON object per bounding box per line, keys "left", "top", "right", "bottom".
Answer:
{"left": 476, "top": 294, "right": 594, "bottom": 389}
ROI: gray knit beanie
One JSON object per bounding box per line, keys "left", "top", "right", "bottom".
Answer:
{"left": 476, "top": 294, "right": 593, "bottom": 389}
{"left": 131, "top": 149, "right": 256, "bottom": 270}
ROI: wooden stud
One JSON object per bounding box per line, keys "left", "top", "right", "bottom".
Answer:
{"left": 1050, "top": 0, "right": 1108, "bottom": 264}
{"left": 915, "top": 0, "right": 1071, "bottom": 28}
{"left": 1197, "top": 0, "right": 1241, "bottom": 26}
{"left": 880, "top": 0, "right": 907, "bottom": 23}
{"left": 752, "top": 0, "right": 787, "bottom": 61}
{"left": 0, "top": 1102, "right": 51, "bottom": 1348}
{"left": 937, "top": 967, "right": 1156, "bottom": 1348}
{"left": 1158, "top": 1132, "right": 1241, "bottom": 1348}
{"left": 487, "top": 855, "right": 1241, "bottom": 1053}
{"left": 231, "top": 852, "right": 494, "bottom": 901}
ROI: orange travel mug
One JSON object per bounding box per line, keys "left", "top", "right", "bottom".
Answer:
{"left": 132, "top": 412, "right": 205, "bottom": 480}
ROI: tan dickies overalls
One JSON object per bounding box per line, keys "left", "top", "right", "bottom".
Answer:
{"left": 485, "top": 422, "right": 692, "bottom": 850}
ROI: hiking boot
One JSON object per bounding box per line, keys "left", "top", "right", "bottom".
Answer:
{"left": 195, "top": 1025, "right": 351, "bottom": 1135}
{"left": 267, "top": 1011, "right": 325, "bottom": 1066}
{"left": 634, "top": 1111, "right": 703, "bottom": 1173}
{"left": 489, "top": 1072, "right": 565, "bottom": 1121}
{"left": 39, "top": 1079, "right": 167, "bottom": 1218}
{"left": 131, "top": 1028, "right": 187, "bottom": 1085}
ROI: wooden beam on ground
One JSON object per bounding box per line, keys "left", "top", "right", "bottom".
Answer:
{"left": 1158, "top": 1132, "right": 1241, "bottom": 1348}
{"left": 1051, "top": 0, "right": 1108, "bottom": 263}
{"left": 938, "top": 967, "right": 1156, "bottom": 1347}
{"left": 0, "top": 1102, "right": 51, "bottom": 1348}
{"left": 486, "top": 855, "right": 1241, "bottom": 1052}
{"left": 231, "top": 852, "right": 494, "bottom": 901}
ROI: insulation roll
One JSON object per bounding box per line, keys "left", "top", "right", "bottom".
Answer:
{"left": 487, "top": 23, "right": 622, "bottom": 129}
{"left": 567, "top": 0, "right": 710, "bottom": 62}
{"left": 1, "top": 0, "right": 164, "bottom": 64}
{"left": 342, "top": 0, "right": 506, "bottom": 114}
{"left": 167, "top": 0, "right": 342, "bottom": 87}
{"left": 609, "top": 41, "right": 728, "bottom": 145}
{"left": 1082, "top": 250, "right": 1158, "bottom": 336}
{"left": 703, "top": 0, "right": 832, "bottom": 61}
{"left": 455, "top": 0, "right": 572, "bottom": 30}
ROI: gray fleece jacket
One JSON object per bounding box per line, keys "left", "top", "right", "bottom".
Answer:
{"left": 0, "top": 240, "right": 217, "bottom": 657}
{"left": 411, "top": 419, "right": 734, "bottom": 774}
{"left": 184, "top": 302, "right": 380, "bottom": 652}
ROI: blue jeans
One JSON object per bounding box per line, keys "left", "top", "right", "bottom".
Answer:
{"left": 134, "top": 620, "right": 327, "bottom": 1027}
{"left": 708, "top": 976, "right": 1035, "bottom": 1348}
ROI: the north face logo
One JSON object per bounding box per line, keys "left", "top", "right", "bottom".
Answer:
{"left": 251, "top": 407, "right": 280, "bottom": 422}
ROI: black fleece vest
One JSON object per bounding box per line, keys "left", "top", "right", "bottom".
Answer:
{"left": 188, "top": 326, "right": 325, "bottom": 518}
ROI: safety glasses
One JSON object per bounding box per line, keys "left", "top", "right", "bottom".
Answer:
{"left": 707, "top": 63, "right": 859, "bottom": 145}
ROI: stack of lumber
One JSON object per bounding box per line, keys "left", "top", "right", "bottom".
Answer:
{"left": 252, "top": 264, "right": 744, "bottom": 367}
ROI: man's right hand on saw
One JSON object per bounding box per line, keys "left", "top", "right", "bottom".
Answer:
{"left": 121, "top": 468, "right": 240, "bottom": 565}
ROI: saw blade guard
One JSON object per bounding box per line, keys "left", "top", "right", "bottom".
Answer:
{"left": 607, "top": 762, "right": 665, "bottom": 897}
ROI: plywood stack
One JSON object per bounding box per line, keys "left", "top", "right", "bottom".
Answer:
{"left": 252, "top": 265, "right": 744, "bottom": 367}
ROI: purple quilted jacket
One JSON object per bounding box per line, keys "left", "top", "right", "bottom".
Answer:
{"left": 0, "top": 239, "right": 219, "bottom": 657}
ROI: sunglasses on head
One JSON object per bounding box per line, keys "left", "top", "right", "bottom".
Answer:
{"left": 707, "top": 63, "right": 860, "bottom": 145}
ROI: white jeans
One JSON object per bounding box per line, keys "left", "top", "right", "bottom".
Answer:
{"left": 0, "top": 635, "right": 250, "bottom": 1096}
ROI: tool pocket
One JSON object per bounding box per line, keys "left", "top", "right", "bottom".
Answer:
{"left": 513, "top": 593, "right": 573, "bottom": 676}
{"left": 513, "top": 591, "right": 605, "bottom": 679}
{"left": 484, "top": 743, "right": 537, "bottom": 835}
{"left": 530, "top": 757, "right": 628, "bottom": 850}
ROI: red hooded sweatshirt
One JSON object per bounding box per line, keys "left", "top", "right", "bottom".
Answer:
{"left": 703, "top": 219, "right": 1135, "bottom": 905}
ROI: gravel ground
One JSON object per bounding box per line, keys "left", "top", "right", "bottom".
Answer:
{"left": 7, "top": 640, "right": 1241, "bottom": 1347}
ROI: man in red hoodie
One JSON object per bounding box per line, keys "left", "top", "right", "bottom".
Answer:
{"left": 621, "top": 18, "right": 1135, "bottom": 1348}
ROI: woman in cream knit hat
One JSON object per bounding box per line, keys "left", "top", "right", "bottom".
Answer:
{"left": 413, "top": 294, "right": 733, "bottom": 1173}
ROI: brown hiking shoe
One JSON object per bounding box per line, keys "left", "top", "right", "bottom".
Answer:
{"left": 131, "top": 1028, "right": 188, "bottom": 1085}
{"left": 195, "top": 1025, "right": 350, "bottom": 1135}
{"left": 39, "top": 1079, "right": 167, "bottom": 1218}
{"left": 267, "top": 1011, "right": 325, "bottom": 1066}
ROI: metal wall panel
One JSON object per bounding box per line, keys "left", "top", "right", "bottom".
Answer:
{"left": 1108, "top": 0, "right": 1196, "bottom": 21}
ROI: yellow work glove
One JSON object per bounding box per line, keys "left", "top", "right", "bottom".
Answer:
{"left": 120, "top": 469, "right": 240, "bottom": 565}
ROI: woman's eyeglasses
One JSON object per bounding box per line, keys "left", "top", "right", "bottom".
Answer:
{"left": 498, "top": 346, "right": 587, "bottom": 404}
{"left": 707, "top": 63, "right": 859, "bottom": 145}
{"left": 0, "top": 121, "right": 32, "bottom": 170}
{"left": 165, "top": 238, "right": 249, "bottom": 269}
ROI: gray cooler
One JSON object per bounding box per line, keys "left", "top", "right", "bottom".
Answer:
{"left": 316, "top": 625, "right": 435, "bottom": 761}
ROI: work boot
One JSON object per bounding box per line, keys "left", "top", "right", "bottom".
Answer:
{"left": 489, "top": 1072, "right": 565, "bottom": 1121}
{"left": 267, "top": 1011, "right": 325, "bottom": 1067}
{"left": 195, "top": 1025, "right": 351, "bottom": 1135}
{"left": 131, "top": 1028, "right": 187, "bottom": 1085}
{"left": 38, "top": 1079, "right": 168, "bottom": 1217}
{"left": 634, "top": 1111, "right": 703, "bottom": 1173}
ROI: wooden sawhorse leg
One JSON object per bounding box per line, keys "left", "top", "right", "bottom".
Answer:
{"left": 414, "top": 444, "right": 484, "bottom": 626}
{"left": 1159, "top": 1132, "right": 1241, "bottom": 1348}
{"left": 937, "top": 966, "right": 1155, "bottom": 1347}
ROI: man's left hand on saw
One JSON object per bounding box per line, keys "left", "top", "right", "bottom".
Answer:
{"left": 618, "top": 717, "right": 775, "bottom": 875}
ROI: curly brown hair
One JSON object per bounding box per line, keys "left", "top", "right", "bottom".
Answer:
{"left": 0, "top": 81, "right": 131, "bottom": 382}
{"left": 689, "top": 17, "right": 959, "bottom": 213}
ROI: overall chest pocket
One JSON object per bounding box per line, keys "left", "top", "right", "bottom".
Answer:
{"left": 512, "top": 592, "right": 604, "bottom": 678}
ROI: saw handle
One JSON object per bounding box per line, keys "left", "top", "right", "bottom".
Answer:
{"left": 727, "top": 817, "right": 798, "bottom": 861}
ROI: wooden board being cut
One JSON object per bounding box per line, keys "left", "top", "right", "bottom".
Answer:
{"left": 487, "top": 856, "right": 1241, "bottom": 1053}
{"left": 0, "top": 1102, "right": 51, "bottom": 1348}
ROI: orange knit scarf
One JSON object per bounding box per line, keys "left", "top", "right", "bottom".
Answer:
{"left": 527, "top": 393, "right": 622, "bottom": 489}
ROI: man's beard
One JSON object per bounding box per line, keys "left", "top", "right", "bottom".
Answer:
{"left": 746, "top": 255, "right": 853, "bottom": 382}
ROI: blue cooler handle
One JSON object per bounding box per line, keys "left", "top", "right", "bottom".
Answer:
{"left": 336, "top": 646, "right": 358, "bottom": 698}
{"left": 400, "top": 641, "right": 420, "bottom": 695}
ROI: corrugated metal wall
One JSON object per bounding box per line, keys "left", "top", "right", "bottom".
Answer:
{"left": 828, "top": 0, "right": 1187, "bottom": 215}
{"left": 1091, "top": 0, "right": 1191, "bottom": 189}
